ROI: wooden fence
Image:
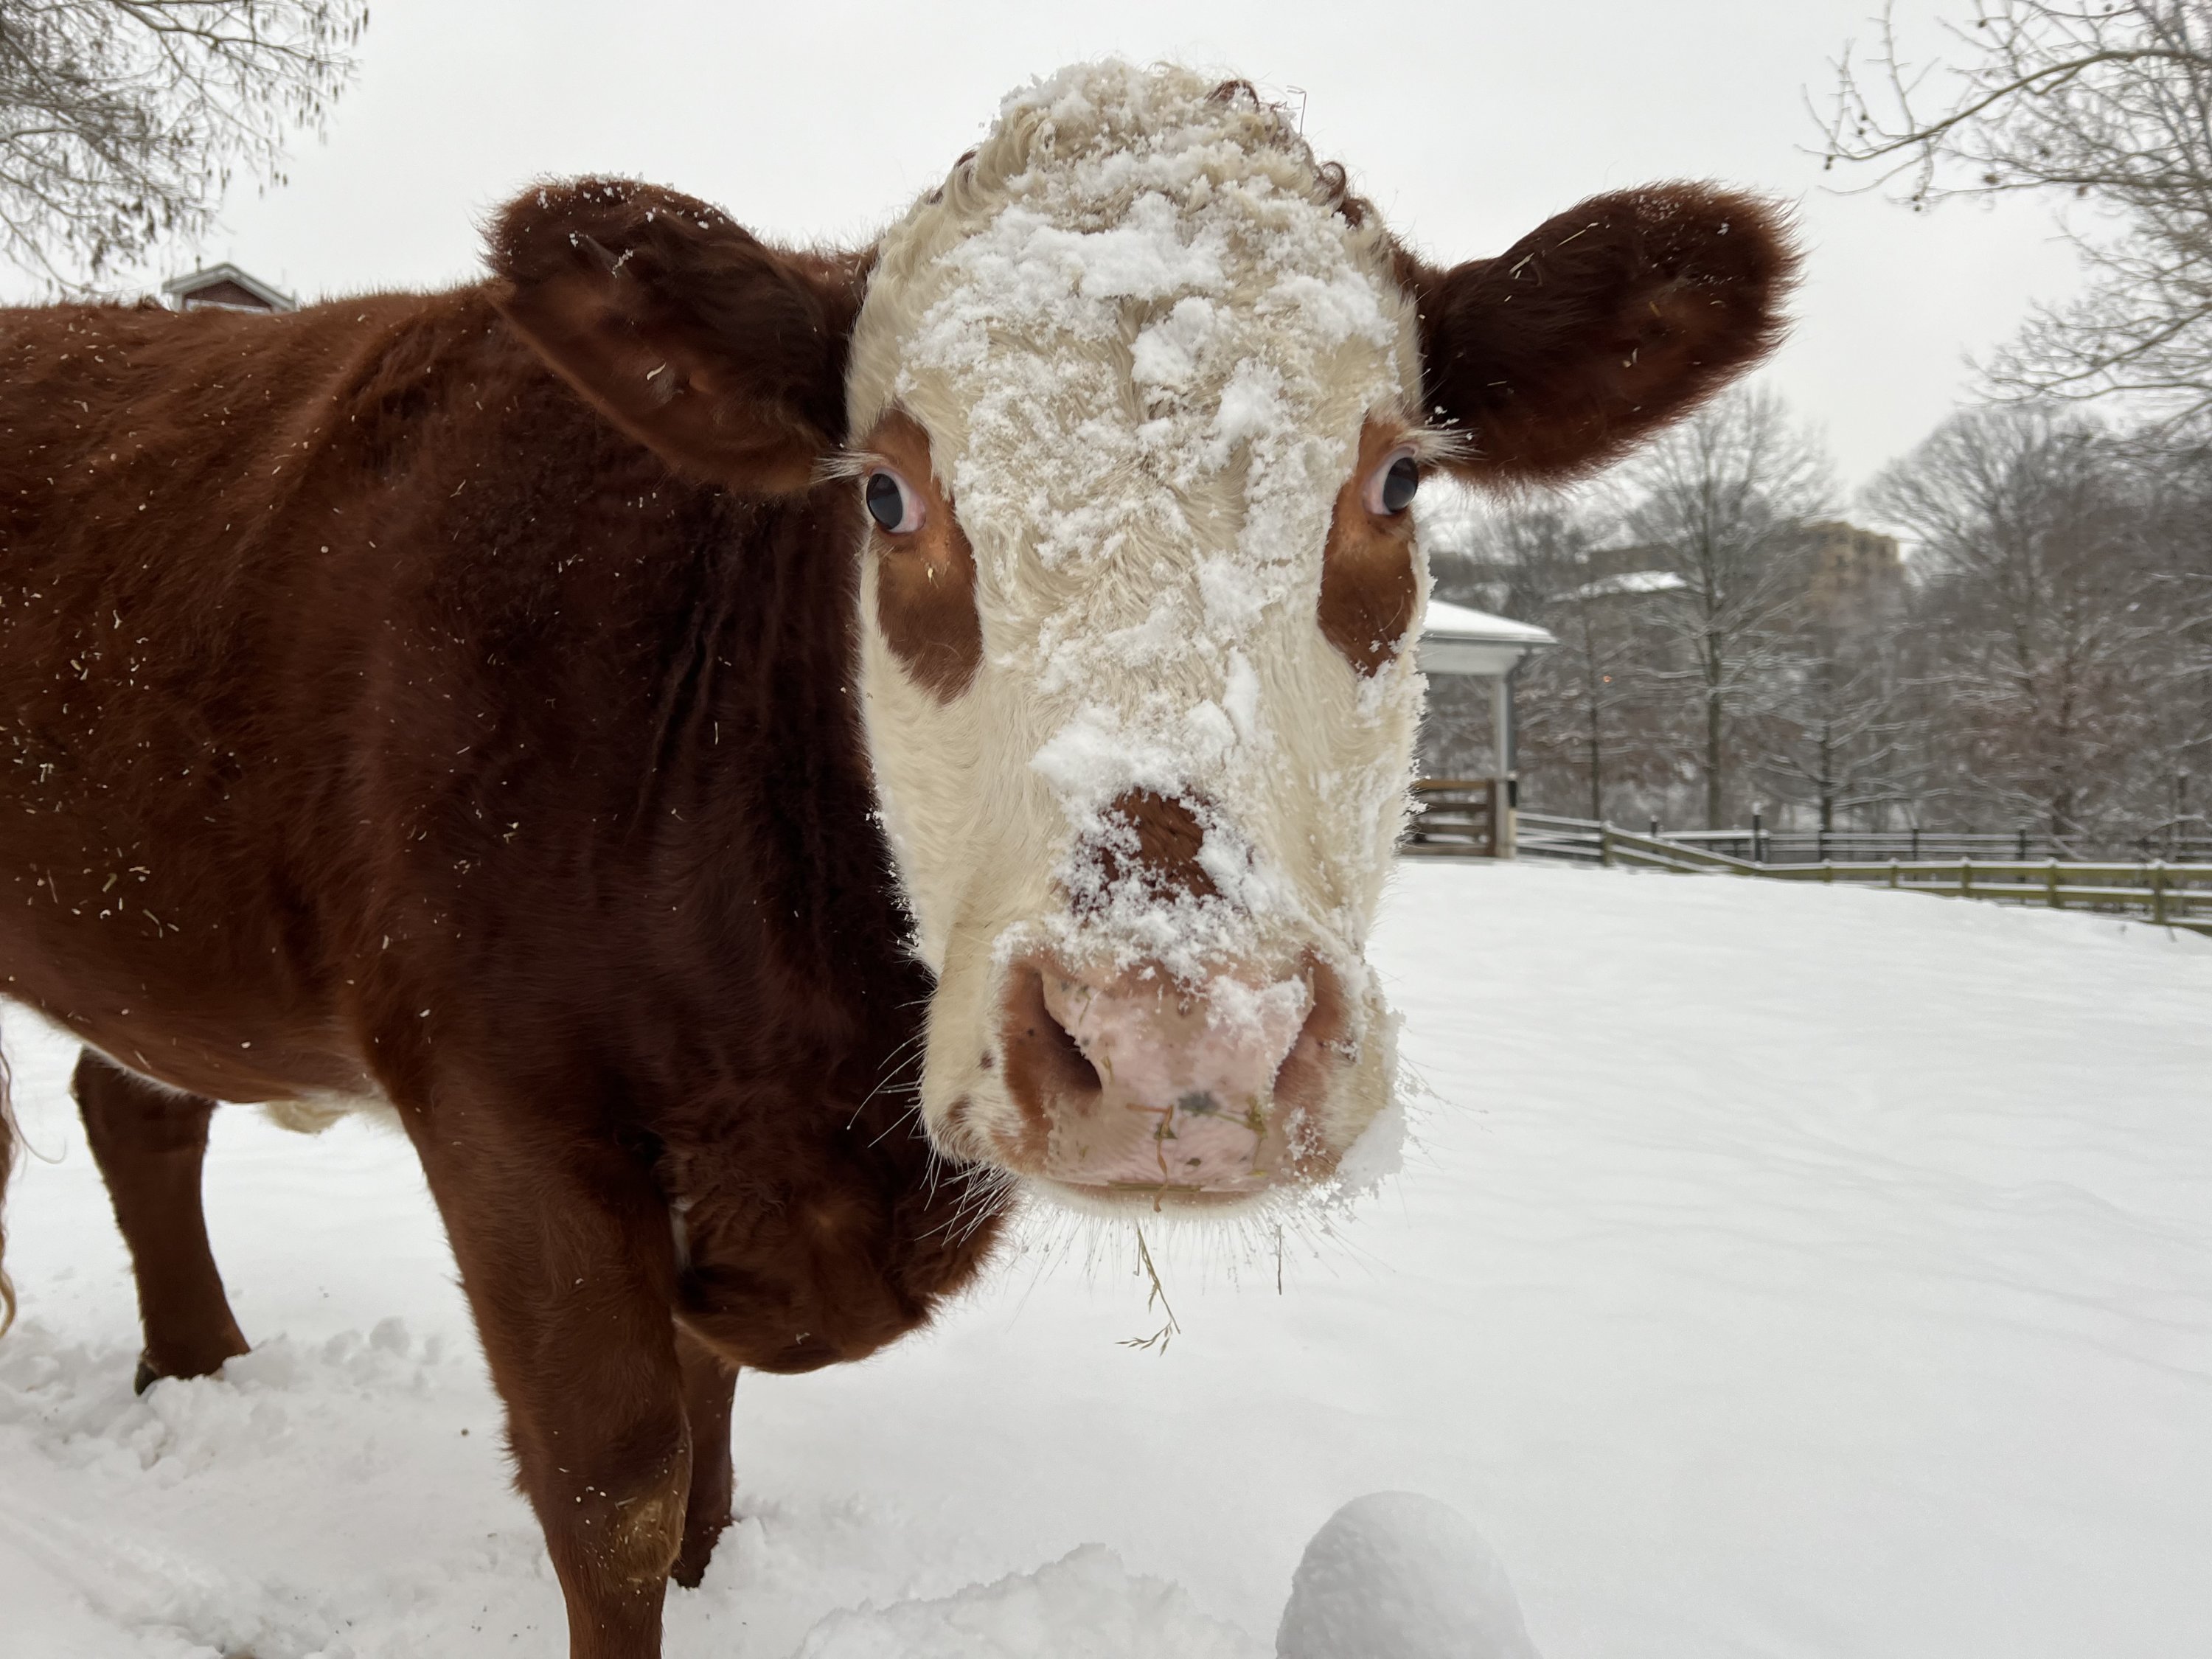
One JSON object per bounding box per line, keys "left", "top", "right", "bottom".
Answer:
{"left": 1658, "top": 825, "right": 2212, "bottom": 866}
{"left": 1511, "top": 813, "right": 2212, "bottom": 936}
{"left": 1403, "top": 779, "right": 1503, "bottom": 858}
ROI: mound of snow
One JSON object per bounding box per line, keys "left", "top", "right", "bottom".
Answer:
{"left": 1277, "top": 1492, "right": 1538, "bottom": 1659}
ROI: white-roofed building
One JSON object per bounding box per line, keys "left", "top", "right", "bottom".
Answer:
{"left": 1560, "top": 568, "right": 1688, "bottom": 602}
{"left": 1411, "top": 600, "right": 1556, "bottom": 858}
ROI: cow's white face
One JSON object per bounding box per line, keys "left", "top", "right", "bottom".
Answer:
{"left": 844, "top": 66, "right": 1428, "bottom": 1206}
{"left": 489, "top": 65, "right": 1793, "bottom": 1213}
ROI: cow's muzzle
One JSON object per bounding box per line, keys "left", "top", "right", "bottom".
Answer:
{"left": 993, "top": 948, "right": 1349, "bottom": 1197}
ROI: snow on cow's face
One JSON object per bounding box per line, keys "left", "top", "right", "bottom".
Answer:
{"left": 486, "top": 66, "right": 1792, "bottom": 1217}
{"left": 844, "top": 64, "right": 1427, "bottom": 1210}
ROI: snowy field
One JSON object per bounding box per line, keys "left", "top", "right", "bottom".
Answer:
{"left": 3, "top": 860, "right": 2209, "bottom": 1658}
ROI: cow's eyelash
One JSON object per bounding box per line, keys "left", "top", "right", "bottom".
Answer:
{"left": 818, "top": 450, "right": 880, "bottom": 484}
{"left": 1399, "top": 425, "right": 1464, "bottom": 468}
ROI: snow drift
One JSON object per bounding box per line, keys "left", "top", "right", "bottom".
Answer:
{"left": 1, "top": 860, "right": 2208, "bottom": 1657}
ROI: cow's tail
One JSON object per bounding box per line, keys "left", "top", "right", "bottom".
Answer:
{"left": 0, "top": 1046, "right": 16, "bottom": 1337}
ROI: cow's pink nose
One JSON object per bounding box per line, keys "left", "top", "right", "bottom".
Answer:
{"left": 996, "top": 952, "right": 1347, "bottom": 1193}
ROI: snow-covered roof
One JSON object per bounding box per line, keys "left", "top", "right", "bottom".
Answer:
{"left": 1421, "top": 599, "right": 1556, "bottom": 648}
{"left": 1418, "top": 599, "right": 1554, "bottom": 676}
{"left": 1562, "top": 569, "right": 1687, "bottom": 601}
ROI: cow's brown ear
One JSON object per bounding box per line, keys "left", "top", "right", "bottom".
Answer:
{"left": 488, "top": 178, "right": 868, "bottom": 493}
{"left": 1399, "top": 185, "right": 1796, "bottom": 487}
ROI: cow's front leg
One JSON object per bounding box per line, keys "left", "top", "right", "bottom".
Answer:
{"left": 73, "top": 1051, "right": 249, "bottom": 1390}
{"left": 411, "top": 1108, "right": 688, "bottom": 1659}
{"left": 671, "top": 1324, "right": 739, "bottom": 1588}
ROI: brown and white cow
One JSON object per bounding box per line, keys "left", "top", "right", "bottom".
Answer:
{"left": 0, "top": 62, "right": 1790, "bottom": 1658}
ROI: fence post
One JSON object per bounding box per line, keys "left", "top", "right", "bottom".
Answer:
{"left": 1911, "top": 827, "right": 1921, "bottom": 860}
{"left": 1822, "top": 859, "right": 1834, "bottom": 886}
{"left": 2152, "top": 860, "right": 2168, "bottom": 927}
{"left": 2046, "top": 859, "right": 2059, "bottom": 910}
{"left": 1751, "top": 809, "right": 1764, "bottom": 864}
{"left": 1961, "top": 859, "right": 1973, "bottom": 900}
{"left": 2017, "top": 826, "right": 2028, "bottom": 860}
{"left": 1599, "top": 824, "right": 1615, "bottom": 869}
{"left": 1889, "top": 859, "right": 1900, "bottom": 890}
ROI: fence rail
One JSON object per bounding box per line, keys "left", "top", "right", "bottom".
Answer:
{"left": 1657, "top": 826, "right": 2212, "bottom": 866}
{"left": 1403, "top": 778, "right": 1502, "bottom": 858}
{"left": 1512, "top": 813, "right": 2212, "bottom": 935}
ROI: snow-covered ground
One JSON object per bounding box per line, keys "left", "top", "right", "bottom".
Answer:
{"left": 3, "top": 862, "right": 2209, "bottom": 1658}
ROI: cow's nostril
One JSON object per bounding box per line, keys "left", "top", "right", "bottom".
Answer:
{"left": 1037, "top": 997, "right": 1102, "bottom": 1096}
{"left": 999, "top": 964, "right": 1102, "bottom": 1152}
{"left": 1270, "top": 956, "right": 1350, "bottom": 1120}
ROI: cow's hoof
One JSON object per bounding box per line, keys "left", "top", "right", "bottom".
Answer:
{"left": 133, "top": 1343, "right": 246, "bottom": 1394}
{"left": 670, "top": 1512, "right": 731, "bottom": 1590}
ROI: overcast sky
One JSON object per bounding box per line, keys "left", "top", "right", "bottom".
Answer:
{"left": 101, "top": 0, "right": 2084, "bottom": 493}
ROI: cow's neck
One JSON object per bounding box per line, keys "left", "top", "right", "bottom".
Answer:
{"left": 531, "top": 472, "right": 1005, "bottom": 1340}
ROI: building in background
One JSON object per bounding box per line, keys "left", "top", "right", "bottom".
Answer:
{"left": 1408, "top": 601, "right": 1556, "bottom": 858}
{"left": 161, "top": 264, "right": 296, "bottom": 314}
{"left": 1800, "top": 519, "right": 1904, "bottom": 625}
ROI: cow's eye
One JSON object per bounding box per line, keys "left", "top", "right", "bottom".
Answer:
{"left": 1364, "top": 450, "right": 1420, "bottom": 516}
{"left": 865, "top": 469, "right": 923, "bottom": 535}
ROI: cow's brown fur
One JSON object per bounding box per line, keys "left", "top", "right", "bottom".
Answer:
{"left": 491, "top": 180, "right": 869, "bottom": 492}
{"left": 74, "top": 1054, "right": 248, "bottom": 1390}
{"left": 1396, "top": 183, "right": 1798, "bottom": 486}
{"left": 1093, "top": 790, "right": 1217, "bottom": 905}
{"left": 0, "top": 180, "right": 1001, "bottom": 1656}
{"left": 860, "top": 409, "right": 981, "bottom": 700}
{"left": 1318, "top": 420, "right": 1425, "bottom": 677}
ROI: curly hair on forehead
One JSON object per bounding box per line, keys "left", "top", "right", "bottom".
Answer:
{"left": 1204, "top": 77, "right": 1374, "bottom": 229}
{"left": 914, "top": 66, "right": 1382, "bottom": 238}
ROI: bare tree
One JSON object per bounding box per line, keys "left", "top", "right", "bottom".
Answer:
{"left": 1870, "top": 404, "right": 2171, "bottom": 841}
{"left": 2136, "top": 442, "right": 2212, "bottom": 838}
{"left": 1538, "top": 554, "right": 1646, "bottom": 823}
{"left": 0, "top": 0, "right": 365, "bottom": 288}
{"left": 1422, "top": 487, "right": 1693, "bottom": 821}
{"left": 1453, "top": 400, "right": 2211, "bottom": 846}
{"left": 1616, "top": 387, "right": 1834, "bottom": 827}
{"left": 1447, "top": 499, "right": 1639, "bottom": 819}
{"left": 1820, "top": 1, "right": 2212, "bottom": 435}
{"left": 1756, "top": 618, "right": 1913, "bottom": 833}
